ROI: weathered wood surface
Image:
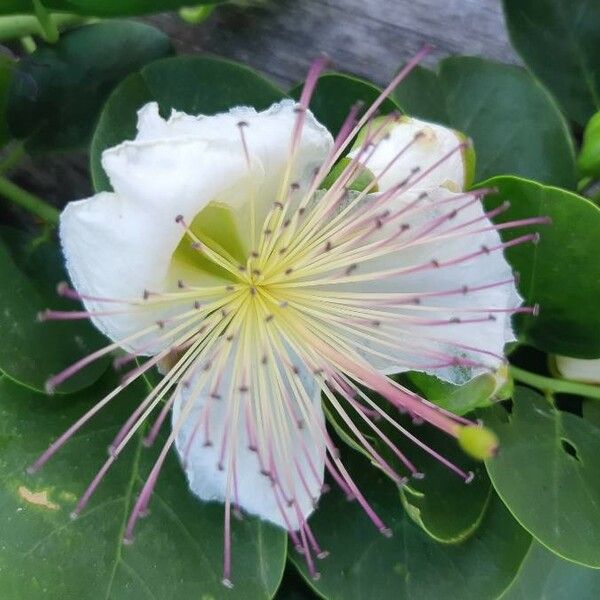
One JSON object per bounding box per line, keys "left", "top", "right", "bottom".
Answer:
{"left": 9, "top": 0, "right": 519, "bottom": 216}
{"left": 151, "top": 0, "right": 519, "bottom": 87}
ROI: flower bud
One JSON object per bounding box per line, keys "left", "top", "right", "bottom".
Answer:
{"left": 554, "top": 355, "right": 600, "bottom": 384}
{"left": 457, "top": 425, "right": 499, "bottom": 460}
{"left": 351, "top": 115, "right": 475, "bottom": 192}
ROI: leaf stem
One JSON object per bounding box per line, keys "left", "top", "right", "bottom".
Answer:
{"left": 510, "top": 365, "right": 600, "bottom": 400}
{"left": 0, "top": 142, "right": 26, "bottom": 174}
{"left": 20, "top": 35, "right": 37, "bottom": 53}
{"left": 0, "top": 13, "right": 86, "bottom": 43}
{"left": 0, "top": 175, "right": 59, "bottom": 225}
{"left": 33, "top": 0, "right": 59, "bottom": 43}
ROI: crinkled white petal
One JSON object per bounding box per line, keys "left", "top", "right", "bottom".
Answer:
{"left": 343, "top": 187, "right": 520, "bottom": 383}
{"left": 60, "top": 140, "right": 253, "bottom": 353}
{"left": 60, "top": 101, "right": 333, "bottom": 353}
{"left": 128, "top": 100, "right": 333, "bottom": 248}
{"left": 172, "top": 353, "right": 325, "bottom": 530}
{"left": 555, "top": 356, "right": 600, "bottom": 384}
{"left": 349, "top": 116, "right": 466, "bottom": 193}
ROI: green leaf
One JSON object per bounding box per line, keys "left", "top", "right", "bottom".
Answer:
{"left": 91, "top": 55, "right": 286, "bottom": 192}
{"left": 290, "top": 73, "right": 400, "bottom": 137}
{"left": 401, "top": 371, "right": 502, "bottom": 416}
{"left": 500, "top": 541, "right": 600, "bottom": 600}
{"left": 393, "top": 57, "right": 577, "bottom": 189}
{"left": 291, "top": 449, "right": 530, "bottom": 600}
{"left": 480, "top": 175, "right": 600, "bottom": 358}
{"left": 324, "top": 390, "right": 492, "bottom": 544}
{"left": 582, "top": 399, "right": 600, "bottom": 428}
{"left": 502, "top": 0, "right": 600, "bottom": 126}
{"left": 578, "top": 110, "right": 600, "bottom": 177}
{"left": 7, "top": 21, "right": 172, "bottom": 152}
{"left": 398, "top": 426, "right": 492, "bottom": 544}
{"left": 0, "top": 228, "right": 108, "bottom": 393}
{"left": 0, "top": 0, "right": 225, "bottom": 17}
{"left": 485, "top": 386, "right": 600, "bottom": 568}
{"left": 0, "top": 372, "right": 286, "bottom": 599}
{"left": 0, "top": 53, "right": 14, "bottom": 147}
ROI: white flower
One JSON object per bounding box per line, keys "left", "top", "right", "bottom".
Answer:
{"left": 555, "top": 356, "right": 600, "bottom": 384}
{"left": 32, "top": 57, "right": 542, "bottom": 585}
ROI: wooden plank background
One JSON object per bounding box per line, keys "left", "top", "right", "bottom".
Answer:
{"left": 151, "top": 0, "right": 519, "bottom": 87}
{"left": 9, "top": 0, "right": 520, "bottom": 214}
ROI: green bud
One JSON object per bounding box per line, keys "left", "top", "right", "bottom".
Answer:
{"left": 457, "top": 425, "right": 499, "bottom": 461}
{"left": 578, "top": 110, "right": 600, "bottom": 177}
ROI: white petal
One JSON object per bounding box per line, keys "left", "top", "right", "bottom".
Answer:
{"left": 555, "top": 356, "right": 600, "bottom": 384}
{"left": 128, "top": 100, "right": 333, "bottom": 248}
{"left": 60, "top": 139, "right": 254, "bottom": 352}
{"left": 61, "top": 100, "right": 333, "bottom": 352}
{"left": 349, "top": 116, "right": 468, "bottom": 193}
{"left": 343, "top": 187, "right": 520, "bottom": 383}
{"left": 172, "top": 354, "right": 325, "bottom": 530}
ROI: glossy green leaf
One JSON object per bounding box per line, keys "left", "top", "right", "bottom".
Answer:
{"left": 402, "top": 371, "right": 502, "bottom": 416}
{"left": 7, "top": 21, "right": 172, "bottom": 152}
{"left": 0, "top": 0, "right": 224, "bottom": 17}
{"left": 500, "top": 541, "right": 600, "bottom": 600}
{"left": 578, "top": 110, "right": 600, "bottom": 177}
{"left": 399, "top": 431, "right": 492, "bottom": 544}
{"left": 481, "top": 175, "right": 600, "bottom": 358}
{"left": 91, "top": 56, "right": 286, "bottom": 192}
{"left": 327, "top": 378, "right": 497, "bottom": 542}
{"left": 290, "top": 73, "right": 400, "bottom": 136}
{"left": 503, "top": 0, "right": 600, "bottom": 126}
{"left": 485, "top": 386, "right": 600, "bottom": 568}
{"left": 0, "top": 372, "right": 286, "bottom": 599}
{"left": 0, "top": 53, "right": 14, "bottom": 146}
{"left": 325, "top": 392, "right": 492, "bottom": 544}
{"left": 0, "top": 228, "right": 108, "bottom": 393}
{"left": 393, "top": 57, "right": 577, "bottom": 188}
{"left": 291, "top": 449, "right": 530, "bottom": 600}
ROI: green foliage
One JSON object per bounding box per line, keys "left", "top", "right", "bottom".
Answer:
{"left": 0, "top": 53, "right": 14, "bottom": 147}
{"left": 578, "top": 111, "right": 600, "bottom": 177}
{"left": 0, "top": 0, "right": 225, "bottom": 17}
{"left": 503, "top": 0, "right": 600, "bottom": 126}
{"left": 7, "top": 21, "right": 172, "bottom": 152}
{"left": 501, "top": 541, "right": 600, "bottom": 600}
{"left": 481, "top": 176, "right": 600, "bottom": 358}
{"left": 290, "top": 73, "right": 400, "bottom": 136}
{"left": 291, "top": 448, "right": 531, "bottom": 600}
{"left": 401, "top": 371, "right": 503, "bottom": 415}
{"left": 485, "top": 387, "right": 600, "bottom": 568}
{"left": 393, "top": 57, "right": 577, "bottom": 189}
{"left": 1, "top": 4, "right": 600, "bottom": 598}
{"left": 0, "top": 372, "right": 286, "bottom": 599}
{"left": 91, "top": 56, "right": 286, "bottom": 192}
{"left": 0, "top": 228, "right": 108, "bottom": 393}
{"left": 399, "top": 424, "right": 492, "bottom": 544}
